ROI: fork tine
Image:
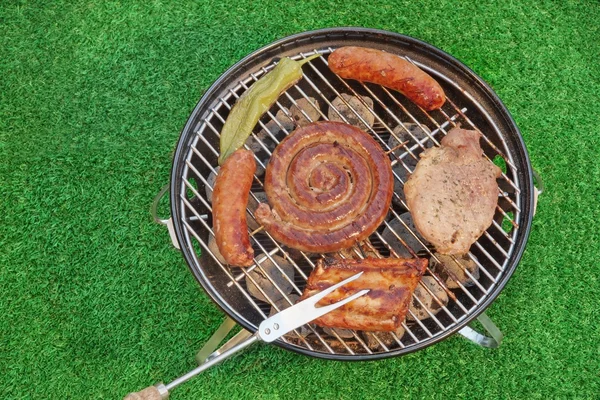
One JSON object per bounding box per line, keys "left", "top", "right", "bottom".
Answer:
{"left": 315, "top": 289, "right": 370, "bottom": 314}
{"left": 303, "top": 271, "right": 364, "bottom": 306}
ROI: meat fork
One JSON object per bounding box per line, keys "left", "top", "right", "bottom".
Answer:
{"left": 125, "top": 272, "right": 369, "bottom": 400}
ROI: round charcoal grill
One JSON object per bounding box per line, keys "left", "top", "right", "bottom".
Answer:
{"left": 138, "top": 27, "right": 541, "bottom": 397}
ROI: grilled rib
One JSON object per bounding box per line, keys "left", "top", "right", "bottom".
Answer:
{"left": 300, "top": 257, "right": 428, "bottom": 331}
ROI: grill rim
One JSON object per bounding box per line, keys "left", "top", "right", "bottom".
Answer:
{"left": 169, "top": 27, "right": 535, "bottom": 360}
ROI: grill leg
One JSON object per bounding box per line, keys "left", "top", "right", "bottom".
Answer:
{"left": 457, "top": 312, "right": 503, "bottom": 348}
{"left": 195, "top": 317, "right": 236, "bottom": 364}
{"left": 195, "top": 317, "right": 253, "bottom": 364}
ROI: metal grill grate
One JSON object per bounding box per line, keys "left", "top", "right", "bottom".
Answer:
{"left": 176, "top": 47, "right": 522, "bottom": 356}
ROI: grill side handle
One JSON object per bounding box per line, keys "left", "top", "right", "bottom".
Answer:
{"left": 457, "top": 312, "right": 503, "bottom": 348}
{"left": 533, "top": 169, "right": 544, "bottom": 216}
{"left": 151, "top": 184, "right": 180, "bottom": 250}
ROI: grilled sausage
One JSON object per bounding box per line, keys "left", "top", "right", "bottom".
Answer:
{"left": 255, "top": 121, "right": 393, "bottom": 253}
{"left": 212, "top": 149, "right": 256, "bottom": 266}
{"left": 328, "top": 46, "right": 445, "bottom": 111}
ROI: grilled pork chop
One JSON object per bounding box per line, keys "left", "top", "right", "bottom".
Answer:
{"left": 300, "top": 257, "right": 428, "bottom": 331}
{"left": 404, "top": 127, "right": 501, "bottom": 255}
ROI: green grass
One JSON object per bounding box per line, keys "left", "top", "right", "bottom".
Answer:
{"left": 1, "top": 1, "right": 598, "bottom": 398}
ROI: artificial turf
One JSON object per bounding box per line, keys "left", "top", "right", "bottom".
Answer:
{"left": 1, "top": 1, "right": 598, "bottom": 398}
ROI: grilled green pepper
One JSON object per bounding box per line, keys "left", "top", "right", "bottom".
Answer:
{"left": 218, "top": 54, "right": 320, "bottom": 165}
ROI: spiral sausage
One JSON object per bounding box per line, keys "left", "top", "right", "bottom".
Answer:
{"left": 255, "top": 121, "right": 393, "bottom": 253}
{"left": 328, "top": 46, "right": 445, "bottom": 111}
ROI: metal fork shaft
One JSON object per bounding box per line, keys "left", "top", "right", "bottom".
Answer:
{"left": 166, "top": 334, "right": 259, "bottom": 391}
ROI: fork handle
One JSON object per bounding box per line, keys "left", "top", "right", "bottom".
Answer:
{"left": 124, "top": 383, "right": 168, "bottom": 400}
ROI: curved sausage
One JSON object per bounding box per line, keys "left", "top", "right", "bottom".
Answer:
{"left": 212, "top": 149, "right": 256, "bottom": 266}
{"left": 328, "top": 46, "right": 445, "bottom": 111}
{"left": 255, "top": 121, "right": 393, "bottom": 253}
